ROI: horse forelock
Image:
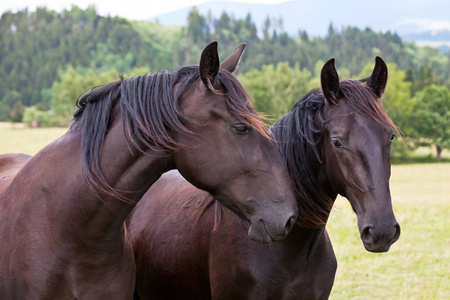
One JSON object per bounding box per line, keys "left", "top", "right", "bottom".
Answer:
{"left": 339, "top": 79, "right": 397, "bottom": 132}
{"left": 169, "top": 66, "right": 269, "bottom": 139}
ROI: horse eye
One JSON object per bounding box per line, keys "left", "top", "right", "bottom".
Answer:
{"left": 390, "top": 132, "right": 396, "bottom": 142}
{"left": 233, "top": 124, "right": 249, "bottom": 134}
{"left": 332, "top": 139, "right": 342, "bottom": 148}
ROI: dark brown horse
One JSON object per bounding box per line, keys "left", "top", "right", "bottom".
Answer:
{"left": 127, "top": 57, "right": 401, "bottom": 299}
{"left": 0, "top": 42, "right": 298, "bottom": 299}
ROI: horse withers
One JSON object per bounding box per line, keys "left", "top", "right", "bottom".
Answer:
{"left": 127, "top": 56, "right": 400, "bottom": 299}
{"left": 0, "top": 42, "right": 297, "bottom": 299}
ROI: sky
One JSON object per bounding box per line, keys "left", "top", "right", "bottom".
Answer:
{"left": 0, "top": 0, "right": 289, "bottom": 20}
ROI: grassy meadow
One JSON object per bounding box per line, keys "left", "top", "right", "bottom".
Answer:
{"left": 328, "top": 163, "right": 449, "bottom": 299}
{"left": 0, "top": 122, "right": 67, "bottom": 155}
{"left": 1, "top": 123, "right": 449, "bottom": 299}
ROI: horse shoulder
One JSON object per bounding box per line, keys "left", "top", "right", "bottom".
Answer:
{"left": 130, "top": 171, "right": 215, "bottom": 299}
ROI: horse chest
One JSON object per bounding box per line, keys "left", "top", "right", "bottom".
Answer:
{"left": 254, "top": 232, "right": 337, "bottom": 300}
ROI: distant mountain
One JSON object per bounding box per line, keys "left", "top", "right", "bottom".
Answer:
{"left": 438, "top": 45, "right": 450, "bottom": 53}
{"left": 149, "top": 1, "right": 310, "bottom": 36}
{"left": 149, "top": 0, "right": 450, "bottom": 52}
{"left": 402, "top": 30, "right": 450, "bottom": 53}
{"left": 402, "top": 30, "right": 450, "bottom": 42}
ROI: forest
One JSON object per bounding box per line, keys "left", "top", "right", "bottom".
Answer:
{"left": 0, "top": 6, "right": 449, "bottom": 160}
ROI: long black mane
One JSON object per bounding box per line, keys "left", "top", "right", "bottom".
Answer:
{"left": 271, "top": 88, "right": 330, "bottom": 228}
{"left": 70, "top": 66, "right": 266, "bottom": 201}
{"left": 272, "top": 79, "right": 394, "bottom": 228}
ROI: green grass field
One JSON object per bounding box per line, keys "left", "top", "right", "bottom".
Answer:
{"left": 1, "top": 123, "right": 449, "bottom": 299}
{"left": 328, "top": 163, "right": 449, "bottom": 299}
{"left": 0, "top": 122, "right": 67, "bottom": 155}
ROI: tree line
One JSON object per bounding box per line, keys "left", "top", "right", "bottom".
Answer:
{"left": 0, "top": 6, "right": 449, "bottom": 160}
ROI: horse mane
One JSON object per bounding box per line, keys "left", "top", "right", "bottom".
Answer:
{"left": 191, "top": 193, "right": 223, "bottom": 232}
{"left": 70, "top": 66, "right": 267, "bottom": 202}
{"left": 271, "top": 78, "right": 395, "bottom": 228}
{"left": 271, "top": 89, "right": 330, "bottom": 228}
{"left": 193, "top": 194, "right": 252, "bottom": 235}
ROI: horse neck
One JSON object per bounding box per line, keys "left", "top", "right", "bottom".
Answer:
{"left": 34, "top": 121, "right": 173, "bottom": 245}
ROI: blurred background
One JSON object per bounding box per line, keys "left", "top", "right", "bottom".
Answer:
{"left": 0, "top": 1, "right": 448, "bottom": 299}
{"left": 0, "top": 0, "right": 449, "bottom": 162}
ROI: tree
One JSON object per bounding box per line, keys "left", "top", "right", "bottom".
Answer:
{"left": 187, "top": 6, "right": 207, "bottom": 44}
{"left": 0, "top": 7, "right": 145, "bottom": 115}
{"left": 239, "top": 62, "right": 312, "bottom": 121}
{"left": 416, "top": 64, "right": 434, "bottom": 92}
{"left": 10, "top": 101, "right": 25, "bottom": 122}
{"left": 90, "top": 42, "right": 135, "bottom": 74}
{"left": 22, "top": 106, "right": 54, "bottom": 127}
{"left": 186, "top": 7, "right": 207, "bottom": 63}
{"left": 48, "top": 65, "right": 148, "bottom": 127}
{"left": 413, "top": 85, "right": 450, "bottom": 162}
{"left": 0, "top": 90, "right": 23, "bottom": 122}
{"left": 50, "top": 66, "right": 120, "bottom": 126}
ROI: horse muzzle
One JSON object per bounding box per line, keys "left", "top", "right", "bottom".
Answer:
{"left": 247, "top": 214, "right": 297, "bottom": 244}
{"left": 360, "top": 222, "right": 401, "bottom": 252}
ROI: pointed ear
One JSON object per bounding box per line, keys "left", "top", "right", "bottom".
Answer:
{"left": 220, "top": 43, "right": 246, "bottom": 73}
{"left": 367, "top": 56, "right": 388, "bottom": 97}
{"left": 321, "top": 58, "right": 340, "bottom": 104}
{"left": 199, "top": 41, "right": 220, "bottom": 89}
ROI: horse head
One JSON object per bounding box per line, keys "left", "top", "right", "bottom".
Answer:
{"left": 320, "top": 57, "right": 400, "bottom": 252}
{"left": 173, "top": 42, "right": 297, "bottom": 244}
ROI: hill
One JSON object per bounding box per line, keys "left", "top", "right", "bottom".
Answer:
{"left": 150, "top": 0, "right": 450, "bottom": 51}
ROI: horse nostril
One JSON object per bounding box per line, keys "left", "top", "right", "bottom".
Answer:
{"left": 284, "top": 216, "right": 296, "bottom": 234}
{"left": 393, "top": 223, "right": 401, "bottom": 242}
{"left": 361, "top": 226, "right": 374, "bottom": 245}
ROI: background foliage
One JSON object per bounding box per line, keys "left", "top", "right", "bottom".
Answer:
{"left": 1, "top": 5, "right": 449, "bottom": 159}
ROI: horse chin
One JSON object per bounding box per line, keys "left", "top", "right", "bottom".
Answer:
{"left": 362, "top": 241, "right": 392, "bottom": 253}
{"left": 247, "top": 220, "right": 275, "bottom": 244}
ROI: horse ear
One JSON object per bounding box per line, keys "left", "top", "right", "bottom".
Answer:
{"left": 199, "top": 41, "right": 220, "bottom": 89}
{"left": 321, "top": 58, "right": 340, "bottom": 104}
{"left": 220, "top": 43, "right": 246, "bottom": 73}
{"left": 367, "top": 56, "right": 388, "bottom": 97}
